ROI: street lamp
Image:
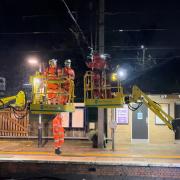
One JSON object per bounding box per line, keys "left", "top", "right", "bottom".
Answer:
{"left": 27, "top": 56, "right": 42, "bottom": 72}
{"left": 111, "top": 67, "right": 127, "bottom": 82}
{"left": 28, "top": 58, "right": 39, "bottom": 65}
{"left": 117, "top": 68, "right": 127, "bottom": 80}
{"left": 141, "top": 45, "right": 144, "bottom": 49}
{"left": 26, "top": 55, "right": 42, "bottom": 147}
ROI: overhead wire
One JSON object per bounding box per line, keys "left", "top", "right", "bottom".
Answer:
{"left": 60, "top": 0, "right": 89, "bottom": 47}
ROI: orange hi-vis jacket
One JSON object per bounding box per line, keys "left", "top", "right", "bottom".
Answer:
{"left": 57, "top": 67, "right": 75, "bottom": 104}
{"left": 44, "top": 67, "right": 60, "bottom": 100}
{"left": 59, "top": 67, "right": 75, "bottom": 80}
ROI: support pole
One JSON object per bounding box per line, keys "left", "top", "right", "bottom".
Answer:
{"left": 112, "top": 128, "right": 115, "bottom": 151}
{"left": 97, "top": 0, "right": 105, "bottom": 149}
{"left": 98, "top": 0, "right": 105, "bottom": 54}
{"left": 98, "top": 108, "right": 104, "bottom": 148}
{"left": 38, "top": 114, "right": 42, "bottom": 147}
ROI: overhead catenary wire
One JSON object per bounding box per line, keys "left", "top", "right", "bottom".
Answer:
{"left": 113, "top": 28, "right": 168, "bottom": 32}
{"left": 60, "top": 0, "right": 89, "bottom": 48}
{"left": 105, "top": 11, "right": 180, "bottom": 15}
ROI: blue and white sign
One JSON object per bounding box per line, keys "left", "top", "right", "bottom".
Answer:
{"left": 137, "top": 111, "right": 143, "bottom": 120}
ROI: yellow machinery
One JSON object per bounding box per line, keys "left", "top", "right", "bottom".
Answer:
{"left": 0, "top": 91, "right": 26, "bottom": 109}
{"left": 29, "top": 71, "right": 75, "bottom": 114}
{"left": 124, "top": 85, "right": 174, "bottom": 130}
{"left": 84, "top": 71, "right": 124, "bottom": 108}
{"left": 84, "top": 70, "right": 179, "bottom": 131}
{"left": 0, "top": 60, "right": 75, "bottom": 116}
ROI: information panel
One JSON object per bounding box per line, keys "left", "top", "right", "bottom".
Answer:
{"left": 72, "top": 108, "right": 84, "bottom": 128}
{"left": 116, "top": 105, "right": 128, "bottom": 124}
{"left": 61, "top": 112, "right": 70, "bottom": 128}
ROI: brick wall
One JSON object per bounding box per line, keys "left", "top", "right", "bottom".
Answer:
{"left": 1, "top": 161, "right": 180, "bottom": 179}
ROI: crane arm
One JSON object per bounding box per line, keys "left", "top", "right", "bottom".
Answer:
{"left": 0, "top": 91, "right": 26, "bottom": 109}
{"left": 125, "top": 85, "right": 174, "bottom": 130}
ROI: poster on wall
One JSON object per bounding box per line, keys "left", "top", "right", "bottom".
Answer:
{"left": 72, "top": 108, "right": 84, "bottom": 128}
{"left": 155, "top": 104, "right": 169, "bottom": 125}
{"left": 61, "top": 113, "right": 69, "bottom": 128}
{"left": 116, "top": 105, "right": 128, "bottom": 124}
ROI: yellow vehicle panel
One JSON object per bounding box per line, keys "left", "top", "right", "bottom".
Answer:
{"left": 85, "top": 98, "right": 124, "bottom": 108}
{"left": 30, "top": 104, "right": 75, "bottom": 114}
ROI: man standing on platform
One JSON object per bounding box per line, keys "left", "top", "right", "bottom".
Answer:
{"left": 52, "top": 113, "right": 64, "bottom": 155}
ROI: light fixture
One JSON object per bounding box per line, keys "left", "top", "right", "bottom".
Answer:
{"left": 141, "top": 45, "right": 144, "bottom": 49}
{"left": 117, "top": 68, "right": 127, "bottom": 80}
{"left": 27, "top": 55, "right": 41, "bottom": 72}
{"left": 100, "top": 54, "right": 106, "bottom": 59}
{"left": 111, "top": 73, "right": 117, "bottom": 81}
{"left": 33, "top": 78, "right": 41, "bottom": 85}
{"left": 27, "top": 57, "right": 39, "bottom": 65}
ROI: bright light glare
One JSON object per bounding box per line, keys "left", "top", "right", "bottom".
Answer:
{"left": 117, "top": 68, "right": 127, "bottom": 79}
{"left": 141, "top": 45, "right": 144, "bottom": 49}
{"left": 100, "top": 54, "right": 106, "bottom": 59}
{"left": 27, "top": 57, "right": 39, "bottom": 66}
{"left": 33, "top": 78, "right": 41, "bottom": 85}
{"left": 119, "top": 71, "right": 125, "bottom": 77}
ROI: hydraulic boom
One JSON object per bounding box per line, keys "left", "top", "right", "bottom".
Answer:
{"left": 124, "top": 85, "right": 174, "bottom": 130}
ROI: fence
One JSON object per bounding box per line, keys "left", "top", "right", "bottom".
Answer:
{"left": 0, "top": 109, "right": 29, "bottom": 137}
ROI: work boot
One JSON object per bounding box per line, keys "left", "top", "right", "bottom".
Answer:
{"left": 55, "top": 148, "right": 61, "bottom": 155}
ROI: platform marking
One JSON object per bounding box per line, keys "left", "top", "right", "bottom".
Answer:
{"left": 0, "top": 151, "right": 180, "bottom": 159}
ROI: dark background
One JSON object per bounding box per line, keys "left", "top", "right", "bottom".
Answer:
{"left": 0, "top": 0, "right": 180, "bottom": 98}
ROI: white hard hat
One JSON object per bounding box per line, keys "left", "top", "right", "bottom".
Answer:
{"left": 65, "top": 59, "right": 71, "bottom": 63}
{"left": 64, "top": 59, "right": 71, "bottom": 66}
{"left": 49, "top": 59, "right": 57, "bottom": 66}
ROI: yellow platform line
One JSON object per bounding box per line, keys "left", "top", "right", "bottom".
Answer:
{"left": 67, "top": 153, "right": 180, "bottom": 159}
{"left": 0, "top": 151, "right": 180, "bottom": 159}
{"left": 0, "top": 151, "right": 53, "bottom": 155}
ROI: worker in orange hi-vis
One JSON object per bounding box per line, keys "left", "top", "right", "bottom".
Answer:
{"left": 44, "top": 59, "right": 61, "bottom": 104}
{"left": 58, "top": 59, "right": 75, "bottom": 104}
{"left": 52, "top": 113, "right": 64, "bottom": 155}
{"left": 62, "top": 59, "right": 75, "bottom": 80}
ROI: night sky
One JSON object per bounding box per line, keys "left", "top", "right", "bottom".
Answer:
{"left": 0, "top": 0, "right": 180, "bottom": 97}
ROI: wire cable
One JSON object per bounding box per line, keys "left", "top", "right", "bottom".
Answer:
{"left": 60, "top": 0, "right": 89, "bottom": 47}
{"left": 8, "top": 92, "right": 28, "bottom": 120}
{"left": 128, "top": 102, "right": 143, "bottom": 111}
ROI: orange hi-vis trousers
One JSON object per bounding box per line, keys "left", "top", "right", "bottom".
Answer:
{"left": 52, "top": 114, "right": 64, "bottom": 149}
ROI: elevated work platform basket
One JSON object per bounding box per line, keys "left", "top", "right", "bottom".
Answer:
{"left": 84, "top": 71, "right": 124, "bottom": 108}
{"left": 30, "top": 73, "right": 75, "bottom": 114}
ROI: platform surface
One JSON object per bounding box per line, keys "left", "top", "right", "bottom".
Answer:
{"left": 0, "top": 139, "right": 180, "bottom": 167}
{"left": 1, "top": 140, "right": 180, "bottom": 179}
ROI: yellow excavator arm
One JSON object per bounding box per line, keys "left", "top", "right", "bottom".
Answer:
{"left": 0, "top": 91, "right": 26, "bottom": 109}
{"left": 125, "top": 85, "right": 175, "bottom": 130}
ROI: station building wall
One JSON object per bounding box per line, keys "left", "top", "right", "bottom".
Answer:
{"left": 107, "top": 95, "right": 178, "bottom": 146}
{"left": 28, "top": 95, "right": 178, "bottom": 144}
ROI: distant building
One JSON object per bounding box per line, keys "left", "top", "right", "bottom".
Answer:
{"left": 0, "top": 77, "right": 6, "bottom": 96}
